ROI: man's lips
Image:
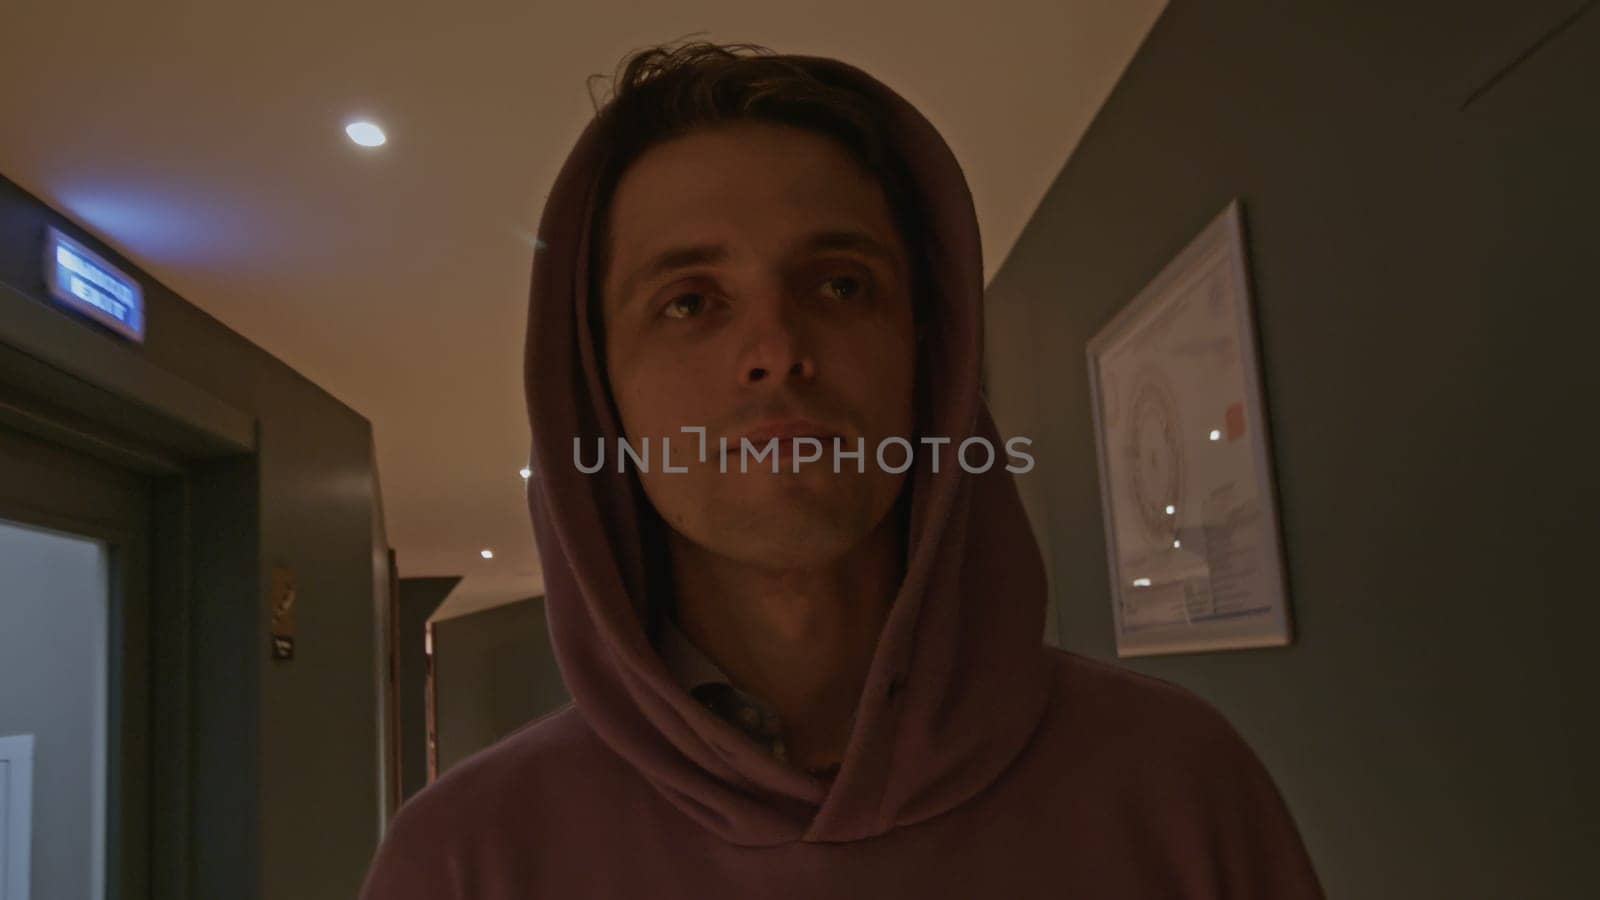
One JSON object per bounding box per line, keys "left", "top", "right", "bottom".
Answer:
{"left": 726, "top": 419, "right": 843, "bottom": 453}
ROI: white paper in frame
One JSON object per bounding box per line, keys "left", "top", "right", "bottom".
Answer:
{"left": 1085, "top": 199, "right": 1294, "bottom": 657}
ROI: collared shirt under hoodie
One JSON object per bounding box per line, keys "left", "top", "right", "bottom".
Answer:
{"left": 656, "top": 617, "right": 845, "bottom": 780}
{"left": 360, "top": 52, "right": 1325, "bottom": 899}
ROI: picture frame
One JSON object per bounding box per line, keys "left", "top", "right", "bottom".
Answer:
{"left": 1086, "top": 199, "right": 1293, "bottom": 656}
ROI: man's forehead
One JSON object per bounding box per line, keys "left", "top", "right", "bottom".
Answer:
{"left": 605, "top": 126, "right": 897, "bottom": 243}
{"left": 610, "top": 148, "right": 889, "bottom": 237}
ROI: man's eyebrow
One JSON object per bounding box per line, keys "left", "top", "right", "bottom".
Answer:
{"left": 617, "top": 229, "right": 902, "bottom": 307}
{"left": 798, "top": 229, "right": 901, "bottom": 268}
{"left": 618, "top": 243, "right": 730, "bottom": 307}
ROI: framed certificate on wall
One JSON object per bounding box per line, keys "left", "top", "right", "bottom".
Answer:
{"left": 1086, "top": 199, "right": 1293, "bottom": 657}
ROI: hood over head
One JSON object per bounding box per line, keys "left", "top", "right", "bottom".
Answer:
{"left": 524, "top": 51, "right": 1052, "bottom": 847}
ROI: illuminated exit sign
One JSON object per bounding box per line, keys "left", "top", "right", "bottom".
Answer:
{"left": 43, "top": 227, "right": 145, "bottom": 343}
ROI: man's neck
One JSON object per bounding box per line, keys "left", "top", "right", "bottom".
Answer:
{"left": 668, "top": 514, "right": 904, "bottom": 772}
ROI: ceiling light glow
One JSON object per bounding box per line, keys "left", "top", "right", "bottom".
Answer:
{"left": 480, "top": 549, "right": 494, "bottom": 559}
{"left": 345, "top": 120, "right": 387, "bottom": 147}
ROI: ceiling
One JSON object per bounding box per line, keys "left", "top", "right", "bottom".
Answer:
{"left": 0, "top": 0, "right": 1165, "bottom": 606}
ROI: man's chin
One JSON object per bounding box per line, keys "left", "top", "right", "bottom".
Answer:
{"left": 647, "top": 471, "right": 897, "bottom": 567}
{"left": 707, "top": 527, "right": 860, "bottom": 571}
{"left": 698, "top": 499, "right": 870, "bottom": 567}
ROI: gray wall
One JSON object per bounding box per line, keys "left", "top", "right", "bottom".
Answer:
{"left": 432, "top": 597, "right": 571, "bottom": 774}
{"left": 0, "top": 174, "right": 389, "bottom": 899}
{"left": 985, "top": 2, "right": 1596, "bottom": 897}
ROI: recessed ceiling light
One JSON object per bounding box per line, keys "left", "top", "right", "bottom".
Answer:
{"left": 480, "top": 549, "right": 494, "bottom": 559}
{"left": 345, "top": 120, "right": 387, "bottom": 147}
{"left": 519, "top": 467, "right": 532, "bottom": 479}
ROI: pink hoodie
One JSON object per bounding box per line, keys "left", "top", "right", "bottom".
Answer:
{"left": 359, "top": 53, "right": 1323, "bottom": 899}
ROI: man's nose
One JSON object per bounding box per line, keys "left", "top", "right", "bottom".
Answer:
{"left": 737, "top": 296, "right": 818, "bottom": 386}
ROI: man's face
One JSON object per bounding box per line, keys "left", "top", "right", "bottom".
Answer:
{"left": 599, "top": 121, "right": 917, "bottom": 570}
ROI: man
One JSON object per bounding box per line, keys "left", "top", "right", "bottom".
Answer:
{"left": 361, "top": 41, "right": 1323, "bottom": 898}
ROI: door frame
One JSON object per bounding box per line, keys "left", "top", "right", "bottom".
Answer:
{"left": 0, "top": 423, "right": 154, "bottom": 900}
{"left": 0, "top": 306, "right": 257, "bottom": 899}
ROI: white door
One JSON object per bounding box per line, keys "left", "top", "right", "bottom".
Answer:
{"left": 0, "top": 733, "right": 33, "bottom": 900}
{"left": 0, "top": 515, "right": 108, "bottom": 900}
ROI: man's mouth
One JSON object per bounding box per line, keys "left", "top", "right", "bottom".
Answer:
{"left": 726, "top": 420, "right": 843, "bottom": 457}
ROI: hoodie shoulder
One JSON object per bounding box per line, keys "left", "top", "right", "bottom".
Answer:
{"left": 358, "top": 704, "right": 624, "bottom": 900}
{"left": 1035, "top": 648, "right": 1325, "bottom": 898}
{"left": 1046, "top": 647, "right": 1245, "bottom": 741}
{"left": 1041, "top": 646, "right": 1284, "bottom": 788}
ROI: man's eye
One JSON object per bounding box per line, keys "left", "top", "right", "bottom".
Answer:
{"left": 661, "top": 293, "right": 706, "bottom": 319}
{"left": 820, "top": 276, "right": 866, "bottom": 301}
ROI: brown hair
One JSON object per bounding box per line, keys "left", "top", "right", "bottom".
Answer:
{"left": 583, "top": 39, "right": 932, "bottom": 332}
